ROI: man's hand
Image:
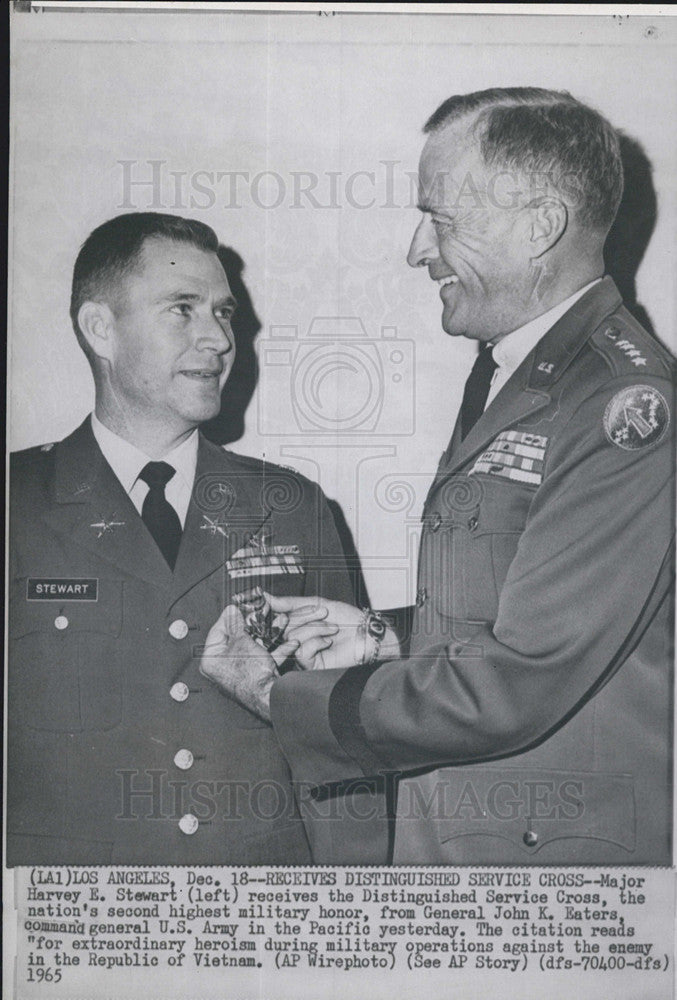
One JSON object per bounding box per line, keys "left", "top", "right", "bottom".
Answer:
{"left": 265, "top": 594, "right": 401, "bottom": 672}
{"left": 199, "top": 605, "right": 299, "bottom": 722}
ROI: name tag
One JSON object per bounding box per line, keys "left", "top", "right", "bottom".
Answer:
{"left": 27, "top": 578, "right": 99, "bottom": 601}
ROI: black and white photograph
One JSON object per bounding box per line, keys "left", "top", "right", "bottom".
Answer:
{"left": 5, "top": 4, "right": 676, "bottom": 999}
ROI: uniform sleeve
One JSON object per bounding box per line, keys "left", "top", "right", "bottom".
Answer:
{"left": 270, "top": 375, "right": 674, "bottom": 788}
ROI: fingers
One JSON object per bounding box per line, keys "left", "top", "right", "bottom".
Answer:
{"left": 199, "top": 625, "right": 226, "bottom": 678}
{"left": 283, "top": 605, "right": 330, "bottom": 635}
{"left": 295, "top": 635, "right": 334, "bottom": 668}
{"left": 207, "top": 603, "right": 244, "bottom": 639}
{"left": 223, "top": 604, "right": 246, "bottom": 638}
{"left": 200, "top": 605, "right": 247, "bottom": 678}
{"left": 200, "top": 609, "right": 229, "bottom": 664}
{"left": 270, "top": 638, "right": 300, "bottom": 669}
{"left": 285, "top": 621, "right": 339, "bottom": 646}
{"left": 265, "top": 591, "right": 326, "bottom": 616}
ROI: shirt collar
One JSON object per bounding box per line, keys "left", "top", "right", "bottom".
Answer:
{"left": 492, "top": 278, "right": 602, "bottom": 374}
{"left": 90, "top": 413, "right": 199, "bottom": 495}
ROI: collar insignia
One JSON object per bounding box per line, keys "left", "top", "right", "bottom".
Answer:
{"left": 90, "top": 515, "right": 126, "bottom": 537}
{"left": 200, "top": 515, "right": 229, "bottom": 537}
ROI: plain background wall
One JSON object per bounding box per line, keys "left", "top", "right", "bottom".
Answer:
{"left": 9, "top": 11, "right": 677, "bottom": 607}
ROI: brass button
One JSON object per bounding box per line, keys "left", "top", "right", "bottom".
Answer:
{"left": 523, "top": 830, "right": 538, "bottom": 847}
{"left": 54, "top": 615, "right": 69, "bottom": 630}
{"left": 604, "top": 326, "right": 619, "bottom": 341}
{"left": 416, "top": 587, "right": 428, "bottom": 608}
{"left": 467, "top": 516, "right": 479, "bottom": 532}
{"left": 178, "top": 813, "right": 199, "bottom": 835}
{"left": 169, "top": 682, "right": 190, "bottom": 703}
{"left": 168, "top": 619, "right": 189, "bottom": 640}
{"left": 173, "top": 749, "right": 194, "bottom": 771}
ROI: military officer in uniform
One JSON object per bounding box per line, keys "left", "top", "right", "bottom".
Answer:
{"left": 201, "top": 88, "right": 675, "bottom": 866}
{"left": 8, "top": 212, "right": 354, "bottom": 866}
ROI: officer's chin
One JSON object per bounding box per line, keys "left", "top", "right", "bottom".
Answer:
{"left": 440, "top": 308, "right": 469, "bottom": 339}
{"left": 180, "top": 399, "right": 222, "bottom": 426}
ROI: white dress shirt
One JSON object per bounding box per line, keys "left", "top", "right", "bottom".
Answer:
{"left": 484, "top": 279, "right": 601, "bottom": 410}
{"left": 90, "top": 414, "right": 198, "bottom": 527}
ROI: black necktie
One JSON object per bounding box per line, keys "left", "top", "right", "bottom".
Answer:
{"left": 139, "top": 461, "right": 182, "bottom": 569}
{"left": 459, "top": 344, "right": 498, "bottom": 440}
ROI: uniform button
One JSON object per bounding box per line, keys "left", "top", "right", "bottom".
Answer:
{"left": 169, "top": 619, "right": 189, "bottom": 640}
{"left": 429, "top": 512, "right": 442, "bottom": 533}
{"left": 467, "top": 516, "right": 479, "bottom": 532}
{"left": 178, "top": 813, "right": 199, "bottom": 835}
{"left": 416, "top": 587, "right": 428, "bottom": 608}
{"left": 170, "top": 682, "right": 190, "bottom": 703}
{"left": 54, "top": 615, "right": 69, "bottom": 630}
{"left": 173, "top": 749, "right": 194, "bottom": 770}
{"left": 523, "top": 830, "right": 538, "bottom": 847}
{"left": 604, "top": 326, "right": 619, "bottom": 340}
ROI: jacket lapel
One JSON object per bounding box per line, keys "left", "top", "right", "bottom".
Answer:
{"left": 43, "top": 418, "right": 173, "bottom": 588}
{"left": 440, "top": 378, "right": 550, "bottom": 480}
{"left": 426, "top": 277, "right": 624, "bottom": 504}
{"left": 42, "top": 423, "right": 274, "bottom": 599}
{"left": 169, "top": 436, "right": 271, "bottom": 606}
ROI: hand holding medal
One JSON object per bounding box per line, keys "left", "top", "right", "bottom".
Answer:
{"left": 232, "top": 586, "right": 286, "bottom": 652}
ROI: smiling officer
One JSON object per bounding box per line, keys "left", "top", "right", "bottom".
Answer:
{"left": 201, "top": 89, "right": 675, "bottom": 866}
{"left": 8, "top": 212, "right": 354, "bottom": 866}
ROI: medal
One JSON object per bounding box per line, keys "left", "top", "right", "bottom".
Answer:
{"left": 233, "top": 586, "right": 284, "bottom": 651}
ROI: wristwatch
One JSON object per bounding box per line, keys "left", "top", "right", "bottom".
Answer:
{"left": 361, "top": 609, "right": 388, "bottom": 666}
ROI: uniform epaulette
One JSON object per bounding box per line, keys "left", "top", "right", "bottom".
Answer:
{"left": 590, "top": 311, "right": 675, "bottom": 381}
{"left": 222, "top": 448, "right": 309, "bottom": 483}
{"left": 11, "top": 441, "right": 57, "bottom": 465}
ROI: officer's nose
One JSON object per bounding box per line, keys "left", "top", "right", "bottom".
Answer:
{"left": 407, "top": 214, "right": 439, "bottom": 269}
{"left": 197, "top": 313, "right": 234, "bottom": 356}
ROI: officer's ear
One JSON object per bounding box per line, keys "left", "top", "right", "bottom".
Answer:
{"left": 77, "top": 301, "right": 117, "bottom": 363}
{"left": 526, "top": 197, "right": 568, "bottom": 259}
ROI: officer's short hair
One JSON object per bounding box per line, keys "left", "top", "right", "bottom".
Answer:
{"left": 424, "top": 87, "right": 623, "bottom": 231}
{"left": 70, "top": 212, "right": 220, "bottom": 362}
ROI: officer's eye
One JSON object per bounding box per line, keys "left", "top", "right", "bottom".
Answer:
{"left": 169, "top": 302, "right": 192, "bottom": 317}
{"left": 214, "top": 307, "right": 235, "bottom": 322}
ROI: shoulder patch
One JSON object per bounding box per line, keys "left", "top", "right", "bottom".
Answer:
{"left": 604, "top": 385, "right": 670, "bottom": 451}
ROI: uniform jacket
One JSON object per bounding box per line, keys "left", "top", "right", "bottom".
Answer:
{"left": 8, "top": 419, "right": 354, "bottom": 866}
{"left": 271, "top": 277, "right": 675, "bottom": 865}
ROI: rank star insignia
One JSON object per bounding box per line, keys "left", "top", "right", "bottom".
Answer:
{"left": 90, "top": 516, "right": 126, "bottom": 537}
{"left": 200, "top": 515, "right": 229, "bottom": 537}
{"left": 604, "top": 385, "right": 670, "bottom": 451}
